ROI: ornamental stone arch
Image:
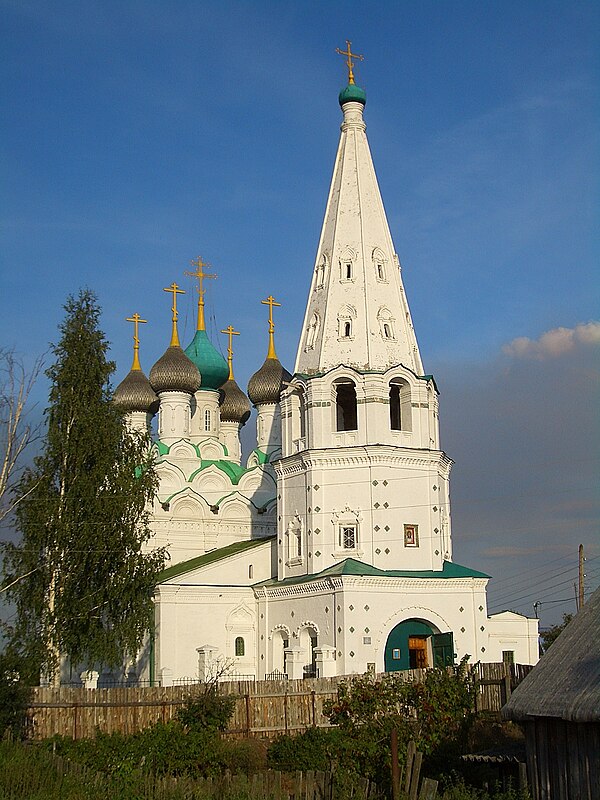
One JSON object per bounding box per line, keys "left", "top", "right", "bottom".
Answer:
{"left": 218, "top": 495, "right": 253, "bottom": 523}
{"left": 169, "top": 492, "right": 207, "bottom": 520}
{"left": 315, "top": 251, "right": 329, "bottom": 289}
{"left": 155, "top": 461, "right": 187, "bottom": 494}
{"left": 190, "top": 465, "right": 231, "bottom": 493}
{"left": 338, "top": 246, "right": 358, "bottom": 281}
{"left": 377, "top": 306, "right": 396, "bottom": 341}
{"left": 166, "top": 440, "right": 198, "bottom": 460}
{"left": 197, "top": 438, "right": 227, "bottom": 461}
{"left": 269, "top": 624, "right": 291, "bottom": 675}
{"left": 372, "top": 247, "right": 389, "bottom": 282}
{"left": 296, "top": 621, "right": 320, "bottom": 677}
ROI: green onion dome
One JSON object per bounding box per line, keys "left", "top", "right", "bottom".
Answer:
{"left": 219, "top": 378, "right": 251, "bottom": 425}
{"left": 113, "top": 369, "right": 158, "bottom": 414}
{"left": 184, "top": 330, "right": 229, "bottom": 391}
{"left": 338, "top": 83, "right": 366, "bottom": 107}
{"left": 247, "top": 357, "right": 292, "bottom": 406}
{"left": 149, "top": 346, "right": 200, "bottom": 395}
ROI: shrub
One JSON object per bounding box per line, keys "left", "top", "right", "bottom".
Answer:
{"left": 176, "top": 688, "right": 236, "bottom": 732}
{"left": 0, "top": 651, "right": 32, "bottom": 738}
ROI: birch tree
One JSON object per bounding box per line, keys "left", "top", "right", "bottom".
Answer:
{"left": 2, "top": 291, "right": 165, "bottom": 683}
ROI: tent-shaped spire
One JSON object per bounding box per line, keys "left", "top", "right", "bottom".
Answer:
{"left": 294, "top": 62, "right": 423, "bottom": 377}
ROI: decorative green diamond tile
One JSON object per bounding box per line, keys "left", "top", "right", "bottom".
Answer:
{"left": 337, "top": 627, "right": 342, "bottom": 634}
{"left": 434, "top": 527, "right": 439, "bottom": 533}
{"left": 315, "top": 528, "right": 321, "bottom": 534}
{"left": 433, "top": 506, "right": 438, "bottom": 512}
{"left": 481, "top": 647, "right": 486, "bottom": 652}
{"left": 349, "top": 651, "right": 355, "bottom": 657}
{"left": 364, "top": 626, "right": 370, "bottom": 633}
{"left": 435, "top": 549, "right": 439, "bottom": 555}
{"left": 349, "top": 626, "right": 355, "bottom": 633}
{"left": 314, "top": 484, "right": 320, "bottom": 490}
{"left": 479, "top": 606, "right": 484, "bottom": 612}
{"left": 349, "top": 605, "right": 354, "bottom": 611}
{"left": 480, "top": 626, "right": 485, "bottom": 631}
{"left": 374, "top": 502, "right": 380, "bottom": 509}
{"left": 364, "top": 606, "right": 369, "bottom": 612}
{"left": 459, "top": 606, "right": 464, "bottom": 612}
{"left": 315, "top": 550, "right": 321, "bottom": 557}
{"left": 325, "top": 606, "right": 329, "bottom": 613}
{"left": 308, "top": 552, "right": 312, "bottom": 558}
{"left": 372, "top": 480, "right": 378, "bottom": 486}
{"left": 375, "top": 548, "right": 381, "bottom": 554}
{"left": 374, "top": 525, "right": 380, "bottom": 531}
{"left": 278, "top": 494, "right": 281, "bottom": 500}
{"left": 315, "top": 506, "right": 321, "bottom": 512}
{"left": 460, "top": 627, "right": 465, "bottom": 633}
{"left": 261, "top": 654, "right": 264, "bottom": 660}
{"left": 384, "top": 548, "right": 390, "bottom": 554}
{"left": 383, "top": 502, "right": 389, "bottom": 508}
{"left": 337, "top": 605, "right": 341, "bottom": 611}
{"left": 260, "top": 614, "right": 264, "bottom": 619}
{"left": 338, "top": 651, "right": 342, "bottom": 657}
{"left": 433, "top": 485, "right": 437, "bottom": 491}
{"left": 383, "top": 480, "right": 388, "bottom": 486}
{"left": 384, "top": 526, "right": 390, "bottom": 532}
{"left": 260, "top": 634, "right": 264, "bottom": 640}
{"left": 290, "top": 610, "right": 294, "bottom": 617}
{"left": 308, "top": 507, "right": 311, "bottom": 513}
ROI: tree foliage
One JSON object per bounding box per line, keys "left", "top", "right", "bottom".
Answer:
{"left": 1, "top": 290, "right": 165, "bottom": 677}
{"left": 0, "top": 348, "right": 44, "bottom": 525}
{"left": 540, "top": 612, "right": 573, "bottom": 653}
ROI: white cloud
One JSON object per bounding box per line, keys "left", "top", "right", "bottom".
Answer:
{"left": 503, "top": 322, "right": 600, "bottom": 360}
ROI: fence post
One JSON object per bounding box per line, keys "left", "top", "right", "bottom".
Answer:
{"left": 391, "top": 728, "right": 400, "bottom": 800}
{"left": 245, "top": 693, "right": 251, "bottom": 735}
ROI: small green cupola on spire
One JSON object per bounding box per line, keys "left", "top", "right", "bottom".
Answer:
{"left": 336, "top": 39, "right": 366, "bottom": 106}
{"left": 183, "top": 255, "right": 229, "bottom": 391}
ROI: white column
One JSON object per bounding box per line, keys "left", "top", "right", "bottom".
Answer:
{"left": 314, "top": 646, "right": 336, "bottom": 678}
{"left": 157, "top": 391, "right": 192, "bottom": 444}
{"left": 190, "top": 389, "right": 221, "bottom": 443}
{"left": 284, "top": 647, "right": 305, "bottom": 680}
{"left": 219, "top": 421, "right": 242, "bottom": 464}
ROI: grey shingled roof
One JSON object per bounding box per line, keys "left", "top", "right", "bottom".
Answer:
{"left": 503, "top": 586, "right": 600, "bottom": 723}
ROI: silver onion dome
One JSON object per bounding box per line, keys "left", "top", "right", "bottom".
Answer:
{"left": 149, "top": 346, "right": 200, "bottom": 395}
{"left": 113, "top": 369, "right": 159, "bottom": 413}
{"left": 247, "top": 357, "right": 292, "bottom": 406}
{"left": 219, "top": 378, "right": 251, "bottom": 424}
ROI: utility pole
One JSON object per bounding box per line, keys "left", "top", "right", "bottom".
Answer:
{"left": 578, "top": 543, "right": 585, "bottom": 610}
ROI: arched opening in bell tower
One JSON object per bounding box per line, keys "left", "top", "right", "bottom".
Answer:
{"left": 335, "top": 381, "right": 357, "bottom": 431}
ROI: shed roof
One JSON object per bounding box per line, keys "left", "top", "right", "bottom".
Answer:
{"left": 503, "top": 586, "right": 600, "bottom": 723}
{"left": 158, "top": 536, "right": 275, "bottom": 583}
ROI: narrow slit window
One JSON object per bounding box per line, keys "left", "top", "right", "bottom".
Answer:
{"left": 383, "top": 323, "right": 391, "bottom": 339}
{"left": 377, "top": 263, "right": 384, "bottom": 280}
{"left": 204, "top": 409, "right": 211, "bottom": 431}
{"left": 345, "top": 262, "right": 352, "bottom": 279}
{"left": 344, "top": 320, "right": 351, "bottom": 338}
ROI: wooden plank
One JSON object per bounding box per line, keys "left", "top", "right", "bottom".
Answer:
{"left": 418, "top": 777, "right": 438, "bottom": 799}
{"left": 409, "top": 752, "right": 423, "bottom": 800}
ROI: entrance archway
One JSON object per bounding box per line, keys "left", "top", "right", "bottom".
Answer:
{"left": 384, "top": 620, "right": 455, "bottom": 671}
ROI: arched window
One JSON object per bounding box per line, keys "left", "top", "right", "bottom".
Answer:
{"left": 337, "top": 305, "right": 356, "bottom": 340}
{"left": 390, "top": 384, "right": 401, "bottom": 430}
{"left": 372, "top": 248, "right": 388, "bottom": 282}
{"left": 335, "top": 381, "right": 357, "bottom": 431}
{"left": 389, "top": 379, "right": 412, "bottom": 431}
{"left": 306, "top": 312, "right": 320, "bottom": 350}
{"left": 235, "top": 636, "right": 245, "bottom": 657}
{"left": 204, "top": 409, "right": 211, "bottom": 431}
{"left": 315, "top": 254, "right": 328, "bottom": 288}
{"left": 378, "top": 307, "right": 396, "bottom": 340}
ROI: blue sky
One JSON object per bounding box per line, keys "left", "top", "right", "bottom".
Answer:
{"left": 1, "top": 1, "right": 598, "bottom": 628}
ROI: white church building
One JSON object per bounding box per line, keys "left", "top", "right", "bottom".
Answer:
{"left": 114, "top": 65, "right": 539, "bottom": 685}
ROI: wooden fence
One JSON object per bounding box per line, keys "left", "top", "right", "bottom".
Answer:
{"left": 26, "top": 662, "right": 533, "bottom": 741}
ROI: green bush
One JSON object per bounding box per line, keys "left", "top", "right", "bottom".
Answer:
{"left": 0, "top": 651, "right": 32, "bottom": 739}
{"left": 176, "top": 688, "right": 236, "bottom": 732}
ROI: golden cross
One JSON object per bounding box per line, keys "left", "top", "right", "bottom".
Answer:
{"left": 163, "top": 282, "right": 185, "bottom": 346}
{"left": 185, "top": 256, "right": 217, "bottom": 331}
{"left": 335, "top": 40, "right": 364, "bottom": 85}
{"left": 220, "top": 325, "right": 240, "bottom": 380}
{"left": 261, "top": 295, "right": 281, "bottom": 359}
{"left": 125, "top": 312, "right": 147, "bottom": 371}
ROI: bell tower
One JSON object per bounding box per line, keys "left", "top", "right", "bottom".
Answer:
{"left": 277, "top": 48, "right": 452, "bottom": 582}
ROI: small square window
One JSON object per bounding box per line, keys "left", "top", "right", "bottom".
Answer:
{"left": 502, "top": 650, "right": 515, "bottom": 665}
{"left": 392, "top": 648, "right": 401, "bottom": 660}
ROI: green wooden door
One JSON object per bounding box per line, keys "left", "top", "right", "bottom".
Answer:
{"left": 432, "top": 632, "right": 455, "bottom": 667}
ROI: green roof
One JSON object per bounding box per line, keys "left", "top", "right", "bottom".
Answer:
{"left": 256, "top": 558, "right": 489, "bottom": 588}
{"left": 158, "top": 537, "right": 276, "bottom": 583}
